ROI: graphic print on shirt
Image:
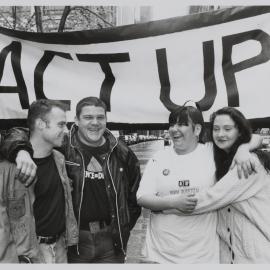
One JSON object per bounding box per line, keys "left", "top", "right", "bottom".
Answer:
{"left": 159, "top": 166, "right": 200, "bottom": 197}
{"left": 85, "top": 156, "right": 104, "bottom": 181}
{"left": 168, "top": 177, "right": 200, "bottom": 195}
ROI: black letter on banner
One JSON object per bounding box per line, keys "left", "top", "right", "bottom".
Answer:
{"left": 157, "top": 46, "right": 217, "bottom": 112}
{"left": 197, "top": 40, "right": 217, "bottom": 111}
{"left": 0, "top": 41, "right": 29, "bottom": 109}
{"left": 34, "top": 51, "right": 72, "bottom": 109}
{"left": 156, "top": 48, "right": 179, "bottom": 112}
{"left": 222, "top": 30, "right": 270, "bottom": 107}
{"left": 76, "top": 53, "right": 130, "bottom": 111}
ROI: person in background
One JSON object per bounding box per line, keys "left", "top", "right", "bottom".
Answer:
{"left": 137, "top": 105, "right": 262, "bottom": 263}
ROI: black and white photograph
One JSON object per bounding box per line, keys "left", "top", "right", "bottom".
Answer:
{"left": 0, "top": 0, "right": 270, "bottom": 265}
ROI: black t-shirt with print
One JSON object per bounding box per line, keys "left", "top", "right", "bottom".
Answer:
{"left": 33, "top": 154, "right": 66, "bottom": 236}
{"left": 77, "top": 135, "right": 111, "bottom": 228}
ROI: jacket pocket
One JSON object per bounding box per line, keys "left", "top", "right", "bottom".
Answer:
{"left": 7, "top": 194, "right": 26, "bottom": 219}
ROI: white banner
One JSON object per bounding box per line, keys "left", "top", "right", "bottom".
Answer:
{"left": 0, "top": 6, "right": 270, "bottom": 127}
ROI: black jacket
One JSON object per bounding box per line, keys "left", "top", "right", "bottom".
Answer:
{"left": 63, "top": 125, "right": 141, "bottom": 254}
{"left": 2, "top": 125, "right": 142, "bottom": 255}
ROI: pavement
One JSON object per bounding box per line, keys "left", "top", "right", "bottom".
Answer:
{"left": 125, "top": 140, "right": 164, "bottom": 263}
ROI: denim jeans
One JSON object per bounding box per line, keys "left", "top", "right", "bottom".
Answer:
{"left": 67, "top": 229, "right": 125, "bottom": 263}
{"left": 39, "top": 234, "right": 67, "bottom": 263}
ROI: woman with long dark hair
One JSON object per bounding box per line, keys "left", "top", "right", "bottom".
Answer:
{"left": 211, "top": 107, "right": 258, "bottom": 180}
{"left": 192, "top": 107, "right": 270, "bottom": 263}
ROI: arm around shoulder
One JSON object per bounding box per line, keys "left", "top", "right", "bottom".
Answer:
{"left": 1, "top": 127, "right": 32, "bottom": 162}
{"left": 194, "top": 157, "right": 267, "bottom": 214}
{"left": 120, "top": 143, "right": 142, "bottom": 230}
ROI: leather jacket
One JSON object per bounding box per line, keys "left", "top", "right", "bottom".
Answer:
{"left": 62, "top": 124, "right": 141, "bottom": 255}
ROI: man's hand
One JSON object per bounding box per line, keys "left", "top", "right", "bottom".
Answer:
{"left": 170, "top": 193, "right": 198, "bottom": 213}
{"left": 231, "top": 146, "right": 259, "bottom": 179}
{"left": 15, "top": 150, "right": 37, "bottom": 187}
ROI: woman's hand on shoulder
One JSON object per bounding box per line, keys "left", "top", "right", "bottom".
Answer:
{"left": 231, "top": 147, "right": 260, "bottom": 179}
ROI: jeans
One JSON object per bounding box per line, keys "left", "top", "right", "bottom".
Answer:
{"left": 39, "top": 235, "right": 67, "bottom": 263}
{"left": 67, "top": 229, "right": 125, "bottom": 263}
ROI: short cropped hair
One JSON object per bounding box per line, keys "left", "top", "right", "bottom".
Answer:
{"left": 27, "top": 99, "right": 67, "bottom": 132}
{"left": 76, "top": 97, "right": 107, "bottom": 118}
{"left": 168, "top": 106, "right": 205, "bottom": 142}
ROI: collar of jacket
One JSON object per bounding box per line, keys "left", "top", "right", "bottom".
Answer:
{"left": 52, "top": 149, "right": 65, "bottom": 164}
{"left": 68, "top": 123, "right": 118, "bottom": 151}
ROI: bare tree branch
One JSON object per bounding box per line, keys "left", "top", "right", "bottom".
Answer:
{"left": 0, "top": 6, "right": 115, "bottom": 32}
{"left": 24, "top": 12, "right": 36, "bottom": 30}
{"left": 58, "top": 6, "right": 114, "bottom": 32}
{"left": 58, "top": 6, "right": 71, "bottom": 32}
{"left": 0, "top": 11, "right": 13, "bottom": 29}
{"left": 73, "top": 6, "right": 114, "bottom": 27}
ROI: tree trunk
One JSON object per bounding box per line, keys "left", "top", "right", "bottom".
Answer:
{"left": 58, "top": 6, "right": 71, "bottom": 32}
{"left": 35, "top": 6, "right": 43, "bottom": 32}
{"left": 11, "top": 6, "right": 17, "bottom": 29}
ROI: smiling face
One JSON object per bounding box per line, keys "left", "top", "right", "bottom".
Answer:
{"left": 169, "top": 119, "right": 201, "bottom": 154}
{"left": 42, "top": 107, "right": 67, "bottom": 148}
{"left": 212, "top": 114, "right": 240, "bottom": 153}
{"left": 75, "top": 105, "right": 107, "bottom": 147}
